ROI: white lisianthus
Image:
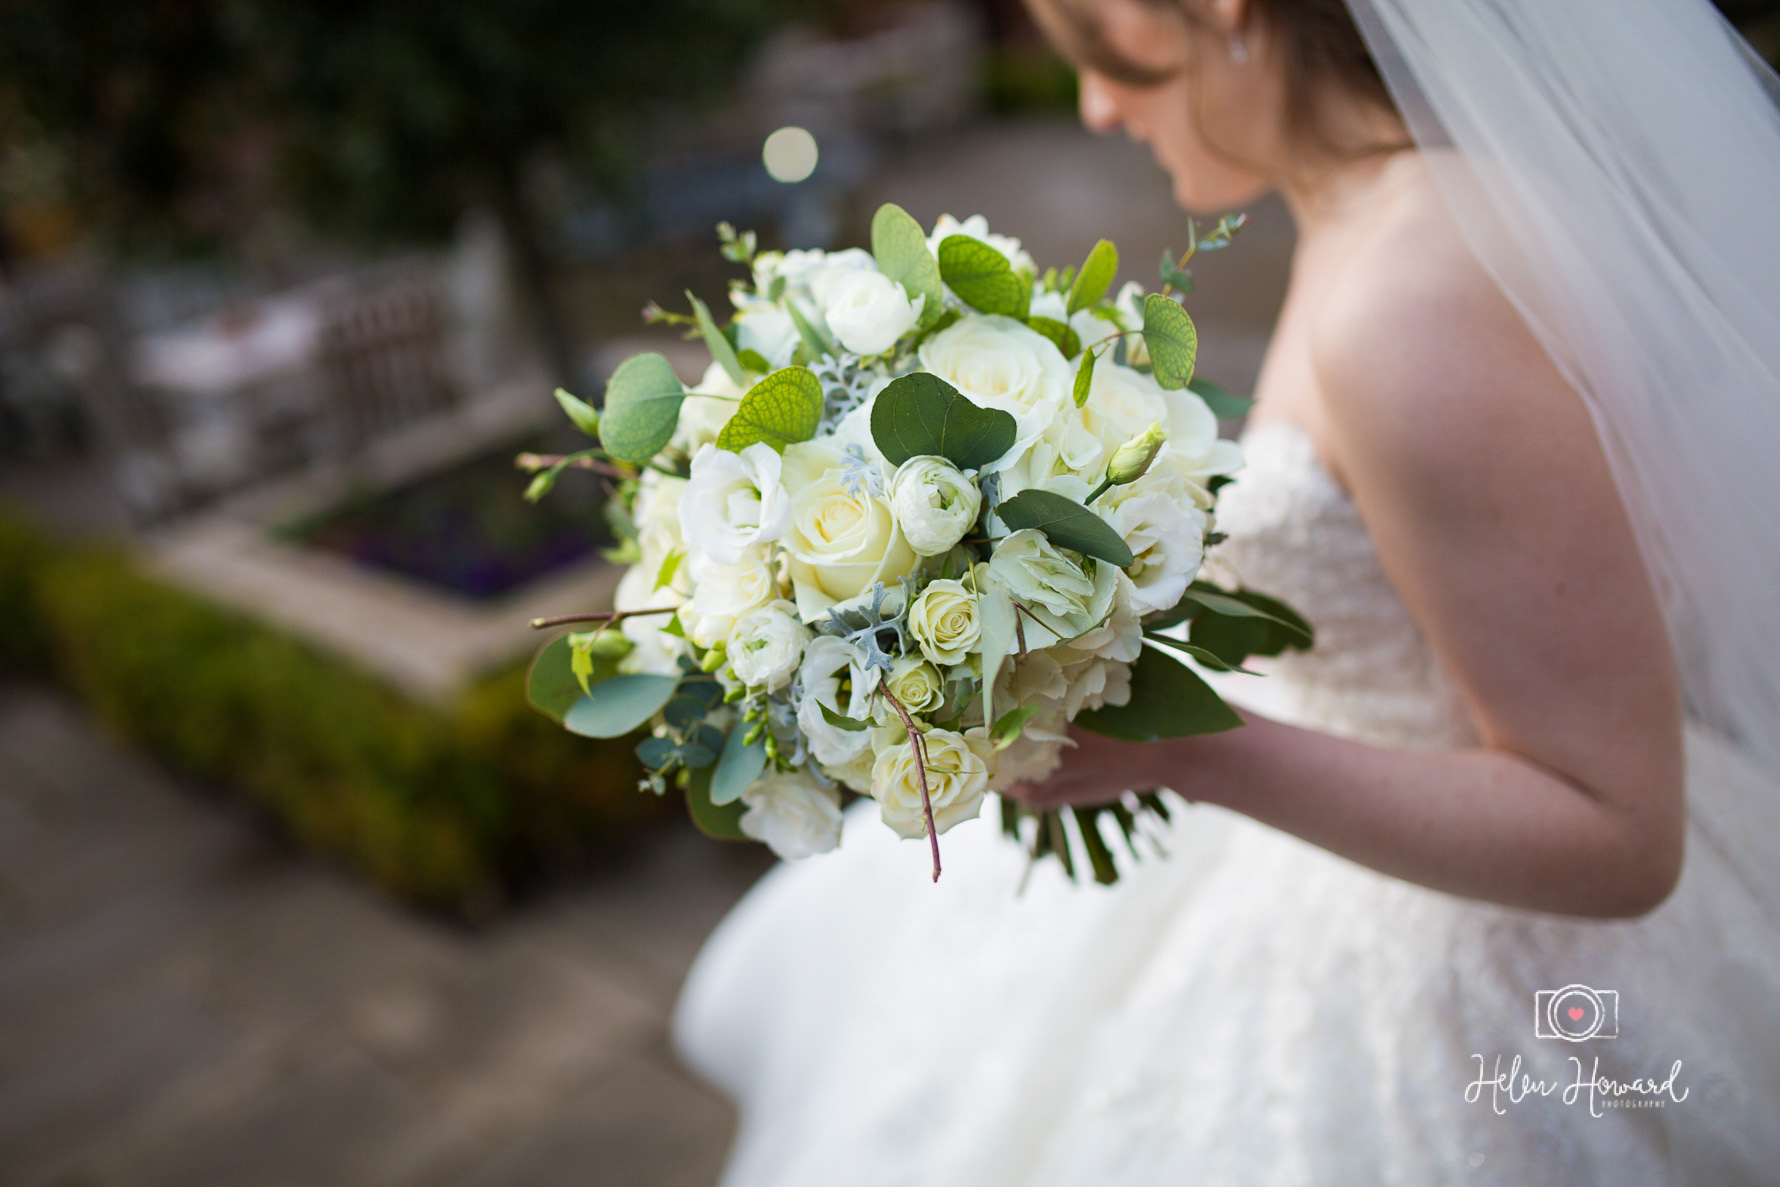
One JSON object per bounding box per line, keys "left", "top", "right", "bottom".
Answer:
{"left": 672, "top": 362, "right": 744, "bottom": 455}
{"left": 733, "top": 305, "right": 798, "bottom": 366}
{"left": 822, "top": 270, "right": 923, "bottom": 356}
{"left": 681, "top": 442, "right": 792, "bottom": 565}
{"left": 926, "top": 214, "right": 1035, "bottom": 277}
{"left": 908, "top": 578, "right": 981, "bottom": 666}
{"left": 987, "top": 528, "right": 1121, "bottom": 646}
{"left": 795, "top": 636, "right": 874, "bottom": 770}
{"left": 883, "top": 655, "right": 944, "bottom": 716}
{"left": 631, "top": 470, "right": 687, "bottom": 562}
{"left": 888, "top": 456, "right": 981, "bottom": 555}
{"left": 726, "top": 599, "right": 812, "bottom": 692}
{"left": 1082, "top": 362, "right": 1170, "bottom": 460}
{"left": 917, "top": 315, "right": 1071, "bottom": 470}
{"left": 1103, "top": 484, "right": 1208, "bottom": 616}
{"left": 679, "top": 548, "right": 778, "bottom": 649}
{"left": 614, "top": 553, "right": 686, "bottom": 677}
{"left": 1156, "top": 387, "right": 1245, "bottom": 507}
{"left": 738, "top": 770, "right": 843, "bottom": 859}
{"left": 870, "top": 725, "right": 996, "bottom": 838}
{"left": 803, "top": 248, "right": 878, "bottom": 308}
{"left": 780, "top": 441, "right": 920, "bottom": 620}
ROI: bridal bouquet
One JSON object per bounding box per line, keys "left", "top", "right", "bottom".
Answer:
{"left": 520, "top": 205, "right": 1310, "bottom": 884}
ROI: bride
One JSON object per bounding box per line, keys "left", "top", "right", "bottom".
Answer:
{"left": 674, "top": 0, "right": 1780, "bottom": 1182}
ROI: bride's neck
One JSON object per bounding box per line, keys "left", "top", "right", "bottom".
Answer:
{"left": 1274, "top": 101, "right": 1421, "bottom": 241}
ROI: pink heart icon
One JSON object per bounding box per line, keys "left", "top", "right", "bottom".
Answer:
{"left": 1567, "top": 1006, "right": 1586, "bottom": 1022}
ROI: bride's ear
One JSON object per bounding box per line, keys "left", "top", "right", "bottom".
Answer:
{"left": 1207, "top": 0, "right": 1251, "bottom": 36}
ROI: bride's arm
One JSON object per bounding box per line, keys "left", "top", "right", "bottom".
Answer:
{"left": 1009, "top": 219, "right": 1687, "bottom": 920}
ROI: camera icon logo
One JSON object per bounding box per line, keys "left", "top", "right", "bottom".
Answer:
{"left": 1534, "top": 984, "right": 1619, "bottom": 1041}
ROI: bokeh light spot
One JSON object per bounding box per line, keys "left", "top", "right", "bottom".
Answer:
{"left": 763, "top": 126, "right": 819, "bottom": 184}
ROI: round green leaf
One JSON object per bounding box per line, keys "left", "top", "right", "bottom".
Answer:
{"left": 686, "top": 765, "right": 750, "bottom": 841}
{"left": 996, "top": 488, "right": 1135, "bottom": 567}
{"left": 598, "top": 353, "right": 685, "bottom": 463}
{"left": 526, "top": 634, "right": 585, "bottom": 723}
{"left": 938, "top": 235, "right": 1029, "bottom": 318}
{"left": 870, "top": 372, "right": 1017, "bottom": 470}
{"left": 1075, "top": 640, "right": 1244, "bottom": 741}
{"left": 1025, "top": 316, "right": 1081, "bottom": 359}
{"left": 563, "top": 674, "right": 681, "bottom": 738}
{"left": 1141, "top": 294, "right": 1198, "bottom": 390}
{"left": 710, "top": 724, "right": 768, "bottom": 805}
{"left": 1067, "top": 238, "right": 1119, "bottom": 315}
{"left": 714, "top": 366, "right": 824, "bottom": 453}
{"left": 871, "top": 203, "right": 945, "bottom": 326}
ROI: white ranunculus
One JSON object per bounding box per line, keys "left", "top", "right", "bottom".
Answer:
{"left": 1156, "top": 387, "right": 1244, "bottom": 507}
{"left": 907, "top": 578, "right": 981, "bottom": 666}
{"left": 883, "top": 654, "right": 943, "bottom": 716}
{"left": 739, "top": 769, "right": 843, "bottom": 859}
{"left": 869, "top": 725, "right": 996, "bottom": 839}
{"left": 926, "top": 214, "right": 1035, "bottom": 277}
{"left": 822, "top": 270, "right": 922, "bottom": 357}
{"left": 681, "top": 442, "right": 792, "bottom": 565}
{"left": 1103, "top": 483, "right": 1208, "bottom": 616}
{"left": 888, "top": 456, "right": 982, "bottom": 555}
{"left": 679, "top": 548, "right": 778, "bottom": 649}
{"left": 672, "top": 362, "right": 744, "bottom": 455}
{"left": 917, "top": 315, "right": 1071, "bottom": 471}
{"left": 614, "top": 552, "right": 686, "bottom": 677}
{"left": 726, "top": 599, "right": 812, "bottom": 692}
{"left": 987, "top": 528, "right": 1120, "bottom": 646}
{"left": 780, "top": 441, "right": 920, "bottom": 621}
{"left": 796, "top": 635, "right": 874, "bottom": 769}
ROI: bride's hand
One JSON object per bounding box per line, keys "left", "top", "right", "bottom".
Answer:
{"left": 999, "top": 725, "right": 1178, "bottom": 810}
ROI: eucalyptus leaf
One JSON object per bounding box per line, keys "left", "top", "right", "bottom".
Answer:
{"left": 990, "top": 704, "right": 1043, "bottom": 750}
{"left": 1141, "top": 294, "right": 1198, "bottom": 390}
{"left": 715, "top": 366, "right": 824, "bottom": 453}
{"left": 686, "top": 765, "right": 749, "bottom": 841}
{"left": 1075, "top": 639, "right": 1245, "bottom": 741}
{"left": 598, "top": 353, "right": 685, "bottom": 463}
{"left": 553, "top": 387, "right": 600, "bottom": 436}
{"left": 785, "top": 300, "right": 833, "bottom": 359}
{"left": 737, "top": 347, "right": 772, "bottom": 374}
{"left": 937, "top": 235, "right": 1029, "bottom": 318}
{"left": 996, "top": 489, "right": 1135, "bottom": 567}
{"left": 526, "top": 634, "right": 588, "bottom": 723}
{"left": 1072, "top": 345, "right": 1097, "bottom": 408}
{"left": 870, "top": 372, "right": 1017, "bottom": 470}
{"left": 1067, "top": 238, "right": 1119, "bottom": 315}
{"left": 710, "top": 725, "right": 769, "bottom": 804}
{"left": 688, "top": 290, "right": 744, "bottom": 387}
{"left": 563, "top": 674, "right": 681, "bottom": 739}
{"left": 1026, "top": 316, "right": 1080, "bottom": 359}
{"left": 870, "top": 203, "right": 945, "bottom": 327}
{"left": 819, "top": 702, "right": 871, "bottom": 732}
{"left": 1187, "top": 376, "right": 1255, "bottom": 419}
{"left": 679, "top": 741, "right": 718, "bottom": 768}
{"left": 1159, "top": 248, "right": 1195, "bottom": 293}
{"left": 636, "top": 735, "right": 679, "bottom": 769}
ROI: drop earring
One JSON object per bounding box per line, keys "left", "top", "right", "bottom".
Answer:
{"left": 1228, "top": 29, "right": 1250, "bottom": 65}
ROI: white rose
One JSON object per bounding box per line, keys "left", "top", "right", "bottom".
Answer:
{"left": 780, "top": 441, "right": 920, "bottom": 621}
{"left": 1103, "top": 484, "right": 1207, "bottom": 616}
{"left": 796, "top": 635, "right": 874, "bottom": 771}
{"left": 926, "top": 214, "right": 1035, "bottom": 277}
{"left": 679, "top": 548, "right": 778, "bottom": 649}
{"left": 672, "top": 362, "right": 743, "bottom": 455}
{"left": 907, "top": 578, "right": 981, "bottom": 666}
{"left": 726, "top": 599, "right": 811, "bottom": 692}
{"left": 869, "top": 725, "right": 996, "bottom": 839}
{"left": 739, "top": 769, "right": 843, "bottom": 860}
{"left": 1156, "top": 387, "right": 1244, "bottom": 507}
{"left": 917, "top": 315, "right": 1071, "bottom": 471}
{"left": 681, "top": 442, "right": 792, "bottom": 565}
{"left": 822, "top": 270, "right": 922, "bottom": 356}
{"left": 883, "top": 654, "right": 944, "bottom": 716}
{"left": 888, "top": 456, "right": 981, "bottom": 555}
{"left": 987, "top": 528, "right": 1120, "bottom": 646}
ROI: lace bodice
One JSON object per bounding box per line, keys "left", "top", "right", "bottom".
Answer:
{"left": 1203, "top": 421, "right": 1480, "bottom": 750}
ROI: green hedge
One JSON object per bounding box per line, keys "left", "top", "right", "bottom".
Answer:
{"left": 0, "top": 510, "right": 657, "bottom": 916}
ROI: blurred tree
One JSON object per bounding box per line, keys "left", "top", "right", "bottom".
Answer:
{"left": 0, "top": 0, "right": 815, "bottom": 381}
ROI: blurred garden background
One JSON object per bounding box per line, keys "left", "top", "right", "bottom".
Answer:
{"left": 1, "top": 1, "right": 1775, "bottom": 1183}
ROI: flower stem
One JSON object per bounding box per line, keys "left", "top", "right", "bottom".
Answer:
{"left": 876, "top": 674, "right": 942, "bottom": 882}
{"left": 527, "top": 606, "right": 677, "bottom": 630}
{"left": 515, "top": 453, "right": 636, "bottom": 481}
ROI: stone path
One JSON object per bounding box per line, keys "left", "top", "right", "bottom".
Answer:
{"left": 0, "top": 685, "right": 773, "bottom": 1187}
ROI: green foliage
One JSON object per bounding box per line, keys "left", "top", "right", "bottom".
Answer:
{"left": 686, "top": 765, "right": 749, "bottom": 840}
{"left": 1075, "top": 640, "right": 1245, "bottom": 741}
{"left": 785, "top": 299, "right": 834, "bottom": 360}
{"left": 1025, "top": 316, "right": 1080, "bottom": 359}
{"left": 598, "top": 352, "right": 685, "bottom": 463}
{"left": 1186, "top": 376, "right": 1255, "bottom": 419}
{"left": 553, "top": 388, "right": 601, "bottom": 436}
{"left": 1141, "top": 294, "right": 1199, "bottom": 390}
{"left": 688, "top": 290, "right": 745, "bottom": 387}
{"left": 937, "top": 235, "right": 1030, "bottom": 318}
{"left": 710, "top": 725, "right": 768, "bottom": 805}
{"left": 869, "top": 372, "right": 1017, "bottom": 470}
{"left": 870, "top": 203, "right": 945, "bottom": 327}
{"left": 1067, "top": 239, "right": 1119, "bottom": 315}
{"left": 996, "top": 490, "right": 1135, "bottom": 567}
{"left": 563, "top": 674, "right": 681, "bottom": 738}
{"left": 714, "top": 366, "right": 824, "bottom": 453}
{"left": 0, "top": 510, "right": 658, "bottom": 916}
{"left": 1072, "top": 346, "right": 1097, "bottom": 409}
{"left": 526, "top": 633, "right": 588, "bottom": 720}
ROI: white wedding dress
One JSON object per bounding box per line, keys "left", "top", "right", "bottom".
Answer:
{"left": 673, "top": 420, "right": 1780, "bottom": 1186}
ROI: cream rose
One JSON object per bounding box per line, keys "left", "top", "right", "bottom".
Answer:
{"left": 681, "top": 442, "right": 792, "bottom": 565}
{"left": 883, "top": 655, "right": 943, "bottom": 716}
{"left": 888, "top": 456, "right": 981, "bottom": 555}
{"left": 781, "top": 441, "right": 919, "bottom": 621}
{"left": 917, "top": 315, "right": 1071, "bottom": 471}
{"left": 822, "top": 270, "right": 922, "bottom": 356}
{"left": 869, "top": 725, "right": 996, "bottom": 838}
{"left": 726, "top": 599, "right": 812, "bottom": 692}
{"left": 738, "top": 769, "right": 843, "bottom": 859}
{"left": 908, "top": 578, "right": 981, "bottom": 666}
{"left": 679, "top": 548, "right": 778, "bottom": 649}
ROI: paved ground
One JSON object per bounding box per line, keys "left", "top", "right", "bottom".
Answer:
{"left": 0, "top": 685, "right": 774, "bottom": 1187}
